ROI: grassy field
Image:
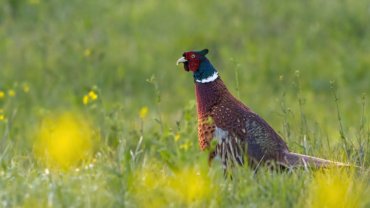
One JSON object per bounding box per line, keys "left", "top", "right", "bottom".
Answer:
{"left": 1, "top": 0, "right": 370, "bottom": 207}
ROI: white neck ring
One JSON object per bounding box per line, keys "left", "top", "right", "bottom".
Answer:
{"left": 195, "top": 72, "right": 219, "bottom": 83}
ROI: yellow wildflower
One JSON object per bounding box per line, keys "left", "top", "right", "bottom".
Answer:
{"left": 8, "top": 89, "right": 16, "bottom": 97}
{"left": 305, "top": 169, "right": 364, "bottom": 208}
{"left": 88, "top": 90, "right": 98, "bottom": 100}
{"left": 180, "top": 141, "right": 191, "bottom": 151}
{"left": 168, "top": 167, "right": 216, "bottom": 205}
{"left": 174, "top": 133, "right": 181, "bottom": 142}
{"left": 0, "top": 109, "right": 6, "bottom": 121}
{"left": 34, "top": 112, "right": 94, "bottom": 170}
{"left": 84, "top": 49, "right": 92, "bottom": 57}
{"left": 139, "top": 106, "right": 148, "bottom": 119}
{"left": 82, "top": 90, "right": 98, "bottom": 105}
{"left": 131, "top": 160, "right": 218, "bottom": 207}
{"left": 131, "top": 160, "right": 168, "bottom": 207}
{"left": 0, "top": 91, "right": 5, "bottom": 99}
{"left": 22, "top": 83, "right": 30, "bottom": 93}
{"left": 83, "top": 95, "right": 89, "bottom": 105}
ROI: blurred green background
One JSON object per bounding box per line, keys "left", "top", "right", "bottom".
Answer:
{"left": 0, "top": 0, "right": 369, "bottom": 207}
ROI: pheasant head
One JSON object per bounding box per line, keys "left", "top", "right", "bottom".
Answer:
{"left": 176, "top": 49, "right": 219, "bottom": 83}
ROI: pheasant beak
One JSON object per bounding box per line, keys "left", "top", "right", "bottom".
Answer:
{"left": 176, "top": 57, "right": 187, "bottom": 65}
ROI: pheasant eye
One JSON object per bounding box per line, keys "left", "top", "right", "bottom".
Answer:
{"left": 191, "top": 54, "right": 196, "bottom": 58}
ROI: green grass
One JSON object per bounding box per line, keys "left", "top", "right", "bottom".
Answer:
{"left": 1, "top": 0, "right": 370, "bottom": 207}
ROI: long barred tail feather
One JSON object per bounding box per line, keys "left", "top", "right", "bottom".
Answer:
{"left": 281, "top": 151, "right": 350, "bottom": 168}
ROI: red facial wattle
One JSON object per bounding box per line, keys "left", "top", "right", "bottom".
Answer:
{"left": 184, "top": 52, "right": 200, "bottom": 72}
{"left": 187, "top": 59, "right": 200, "bottom": 72}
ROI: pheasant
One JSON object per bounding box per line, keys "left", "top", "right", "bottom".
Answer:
{"left": 176, "top": 49, "right": 348, "bottom": 170}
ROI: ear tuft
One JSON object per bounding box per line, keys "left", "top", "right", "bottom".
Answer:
{"left": 200, "top": 49, "right": 209, "bottom": 56}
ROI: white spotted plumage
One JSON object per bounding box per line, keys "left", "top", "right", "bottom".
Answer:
{"left": 214, "top": 127, "right": 229, "bottom": 144}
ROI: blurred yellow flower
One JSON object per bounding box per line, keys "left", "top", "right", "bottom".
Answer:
{"left": 82, "top": 90, "right": 98, "bottom": 105}
{"left": 0, "top": 91, "right": 5, "bottom": 99}
{"left": 88, "top": 90, "right": 98, "bottom": 100}
{"left": 0, "top": 114, "right": 5, "bottom": 121}
{"left": 84, "top": 49, "right": 92, "bottom": 57}
{"left": 22, "top": 83, "right": 30, "bottom": 93}
{"left": 169, "top": 167, "right": 215, "bottom": 205}
{"left": 8, "top": 89, "right": 16, "bottom": 97}
{"left": 34, "top": 112, "right": 95, "bottom": 170}
{"left": 139, "top": 106, "right": 149, "bottom": 119}
{"left": 83, "top": 95, "right": 89, "bottom": 105}
{"left": 174, "top": 133, "right": 180, "bottom": 142}
{"left": 131, "top": 160, "right": 168, "bottom": 207}
{"left": 180, "top": 141, "right": 192, "bottom": 151}
{"left": 305, "top": 169, "right": 364, "bottom": 208}
{"left": 131, "top": 161, "right": 218, "bottom": 207}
